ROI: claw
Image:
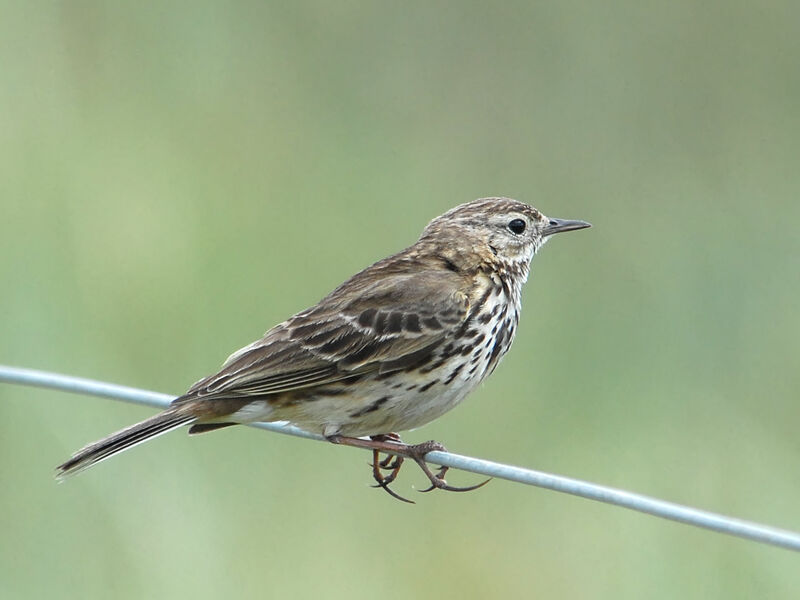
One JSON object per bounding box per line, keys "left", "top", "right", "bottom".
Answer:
{"left": 418, "top": 477, "right": 492, "bottom": 493}
{"left": 327, "top": 433, "right": 490, "bottom": 503}
{"left": 411, "top": 457, "right": 492, "bottom": 493}
{"left": 369, "top": 448, "right": 413, "bottom": 503}
{"left": 372, "top": 478, "right": 415, "bottom": 504}
{"left": 417, "top": 465, "right": 449, "bottom": 492}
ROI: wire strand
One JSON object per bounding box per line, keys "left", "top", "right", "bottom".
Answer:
{"left": 2, "top": 364, "right": 798, "bottom": 552}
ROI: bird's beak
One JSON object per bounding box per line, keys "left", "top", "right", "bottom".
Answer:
{"left": 543, "top": 218, "right": 592, "bottom": 236}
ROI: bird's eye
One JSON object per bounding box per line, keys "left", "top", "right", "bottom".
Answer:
{"left": 508, "top": 218, "right": 526, "bottom": 235}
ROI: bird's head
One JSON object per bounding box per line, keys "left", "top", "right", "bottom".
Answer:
{"left": 419, "top": 197, "right": 591, "bottom": 270}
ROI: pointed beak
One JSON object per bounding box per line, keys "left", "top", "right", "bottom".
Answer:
{"left": 543, "top": 217, "right": 592, "bottom": 236}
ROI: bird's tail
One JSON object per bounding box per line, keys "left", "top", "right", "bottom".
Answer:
{"left": 56, "top": 409, "right": 196, "bottom": 480}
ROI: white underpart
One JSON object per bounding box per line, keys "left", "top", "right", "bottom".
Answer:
{"left": 230, "top": 400, "right": 274, "bottom": 423}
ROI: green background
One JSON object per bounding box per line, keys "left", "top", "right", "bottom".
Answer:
{"left": 2, "top": 3, "right": 798, "bottom": 598}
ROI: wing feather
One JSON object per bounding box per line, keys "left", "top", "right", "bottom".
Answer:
{"left": 177, "top": 267, "right": 469, "bottom": 403}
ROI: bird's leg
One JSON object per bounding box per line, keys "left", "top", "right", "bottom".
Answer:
{"left": 326, "top": 434, "right": 490, "bottom": 500}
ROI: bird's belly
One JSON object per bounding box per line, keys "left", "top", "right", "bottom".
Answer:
{"left": 273, "top": 367, "right": 485, "bottom": 438}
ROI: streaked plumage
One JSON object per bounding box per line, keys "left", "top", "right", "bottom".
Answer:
{"left": 57, "top": 197, "right": 590, "bottom": 496}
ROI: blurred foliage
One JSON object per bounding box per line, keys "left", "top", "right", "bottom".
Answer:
{"left": 1, "top": 2, "right": 799, "bottom": 598}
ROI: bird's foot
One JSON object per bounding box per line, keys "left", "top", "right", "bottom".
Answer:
{"left": 403, "top": 440, "right": 491, "bottom": 494}
{"left": 327, "top": 433, "right": 491, "bottom": 503}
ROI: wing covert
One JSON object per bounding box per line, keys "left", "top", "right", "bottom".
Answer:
{"left": 179, "top": 267, "right": 469, "bottom": 402}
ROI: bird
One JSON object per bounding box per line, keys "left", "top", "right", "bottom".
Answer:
{"left": 56, "top": 197, "right": 590, "bottom": 501}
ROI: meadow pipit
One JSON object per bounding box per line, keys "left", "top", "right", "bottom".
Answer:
{"left": 57, "top": 198, "right": 590, "bottom": 501}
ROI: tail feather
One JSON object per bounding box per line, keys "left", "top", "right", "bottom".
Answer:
{"left": 56, "top": 410, "right": 196, "bottom": 480}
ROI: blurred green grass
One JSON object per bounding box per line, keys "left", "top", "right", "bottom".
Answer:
{"left": 2, "top": 2, "right": 799, "bottom": 598}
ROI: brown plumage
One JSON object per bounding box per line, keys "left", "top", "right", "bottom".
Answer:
{"left": 57, "top": 198, "right": 590, "bottom": 500}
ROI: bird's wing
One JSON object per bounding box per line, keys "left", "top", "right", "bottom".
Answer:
{"left": 179, "top": 267, "right": 470, "bottom": 401}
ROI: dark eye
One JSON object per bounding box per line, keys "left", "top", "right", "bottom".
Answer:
{"left": 508, "top": 218, "right": 526, "bottom": 234}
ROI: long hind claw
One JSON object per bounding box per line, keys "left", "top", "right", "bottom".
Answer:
{"left": 405, "top": 443, "right": 492, "bottom": 493}
{"left": 417, "top": 474, "right": 492, "bottom": 493}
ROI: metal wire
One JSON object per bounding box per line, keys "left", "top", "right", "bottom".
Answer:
{"left": 2, "top": 364, "right": 799, "bottom": 552}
